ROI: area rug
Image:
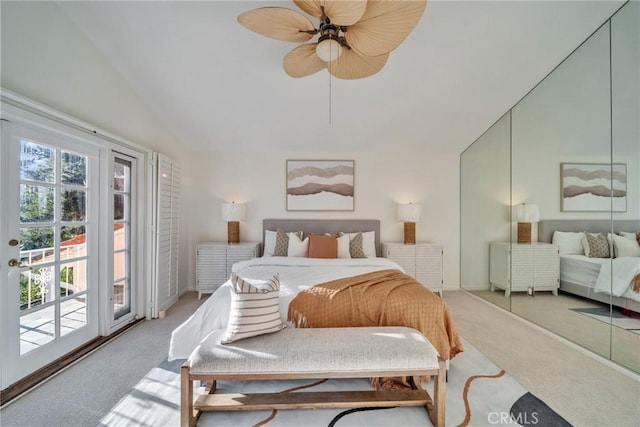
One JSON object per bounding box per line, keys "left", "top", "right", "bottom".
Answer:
{"left": 570, "top": 307, "right": 640, "bottom": 335}
{"left": 99, "top": 338, "right": 569, "bottom": 427}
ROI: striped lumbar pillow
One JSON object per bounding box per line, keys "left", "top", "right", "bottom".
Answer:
{"left": 221, "top": 273, "right": 284, "bottom": 344}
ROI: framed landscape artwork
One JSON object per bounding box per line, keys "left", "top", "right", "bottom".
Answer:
{"left": 560, "top": 163, "right": 627, "bottom": 212}
{"left": 286, "top": 160, "right": 354, "bottom": 211}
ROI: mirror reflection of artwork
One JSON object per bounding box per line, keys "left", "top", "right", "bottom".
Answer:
{"left": 561, "top": 163, "right": 627, "bottom": 212}
{"left": 286, "top": 160, "right": 354, "bottom": 211}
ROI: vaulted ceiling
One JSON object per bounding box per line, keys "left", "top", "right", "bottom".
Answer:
{"left": 55, "top": 1, "right": 623, "bottom": 153}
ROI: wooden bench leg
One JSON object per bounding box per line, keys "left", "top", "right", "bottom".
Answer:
{"left": 180, "top": 365, "right": 194, "bottom": 427}
{"left": 429, "top": 359, "right": 446, "bottom": 427}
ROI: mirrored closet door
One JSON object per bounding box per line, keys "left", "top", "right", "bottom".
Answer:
{"left": 460, "top": 1, "right": 639, "bottom": 374}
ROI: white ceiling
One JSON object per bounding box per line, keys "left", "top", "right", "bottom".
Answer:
{"left": 55, "top": 1, "right": 623, "bottom": 154}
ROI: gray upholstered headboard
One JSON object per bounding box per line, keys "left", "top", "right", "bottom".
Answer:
{"left": 263, "top": 219, "right": 381, "bottom": 256}
{"left": 538, "top": 219, "right": 640, "bottom": 243}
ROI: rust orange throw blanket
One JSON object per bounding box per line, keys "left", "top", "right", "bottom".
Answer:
{"left": 287, "top": 269, "right": 464, "bottom": 389}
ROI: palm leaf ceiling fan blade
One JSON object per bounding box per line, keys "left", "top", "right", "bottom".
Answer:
{"left": 345, "top": 0, "right": 427, "bottom": 57}
{"left": 237, "top": 7, "right": 315, "bottom": 42}
{"left": 283, "top": 44, "right": 327, "bottom": 78}
{"left": 327, "top": 49, "right": 389, "bottom": 80}
{"left": 294, "top": 0, "right": 368, "bottom": 26}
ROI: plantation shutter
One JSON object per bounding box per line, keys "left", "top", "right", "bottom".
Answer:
{"left": 152, "top": 153, "right": 180, "bottom": 317}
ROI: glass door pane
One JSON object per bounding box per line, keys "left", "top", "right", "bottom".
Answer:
{"left": 112, "top": 156, "right": 133, "bottom": 322}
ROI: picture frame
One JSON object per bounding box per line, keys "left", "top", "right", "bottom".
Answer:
{"left": 560, "top": 163, "right": 627, "bottom": 212}
{"left": 286, "top": 160, "right": 354, "bottom": 211}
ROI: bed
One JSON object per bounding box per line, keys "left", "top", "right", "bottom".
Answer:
{"left": 169, "top": 219, "right": 463, "bottom": 369}
{"left": 538, "top": 219, "right": 640, "bottom": 313}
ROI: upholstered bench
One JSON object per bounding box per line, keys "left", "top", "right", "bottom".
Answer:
{"left": 181, "top": 326, "right": 446, "bottom": 427}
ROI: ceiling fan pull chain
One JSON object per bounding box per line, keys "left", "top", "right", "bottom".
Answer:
{"left": 329, "top": 68, "right": 332, "bottom": 125}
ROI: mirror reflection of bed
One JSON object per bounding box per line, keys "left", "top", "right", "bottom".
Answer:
{"left": 508, "top": 219, "right": 640, "bottom": 373}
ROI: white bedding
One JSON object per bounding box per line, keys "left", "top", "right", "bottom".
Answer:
{"left": 560, "top": 254, "right": 605, "bottom": 287}
{"left": 594, "top": 256, "right": 640, "bottom": 301}
{"left": 168, "top": 256, "right": 404, "bottom": 360}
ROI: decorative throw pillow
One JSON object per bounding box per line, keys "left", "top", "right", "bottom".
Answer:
{"left": 584, "top": 232, "right": 610, "bottom": 258}
{"left": 552, "top": 231, "right": 585, "bottom": 255}
{"left": 619, "top": 231, "right": 637, "bottom": 240}
{"left": 346, "top": 231, "right": 376, "bottom": 257}
{"left": 349, "top": 232, "right": 367, "bottom": 258}
{"left": 612, "top": 233, "right": 640, "bottom": 257}
{"left": 336, "top": 233, "right": 351, "bottom": 258}
{"left": 221, "top": 273, "right": 284, "bottom": 344}
{"left": 618, "top": 231, "right": 640, "bottom": 247}
{"left": 308, "top": 234, "right": 338, "bottom": 258}
{"left": 272, "top": 229, "right": 291, "bottom": 256}
{"left": 287, "top": 233, "right": 309, "bottom": 257}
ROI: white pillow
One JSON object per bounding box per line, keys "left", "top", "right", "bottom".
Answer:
{"left": 263, "top": 230, "right": 301, "bottom": 256}
{"left": 346, "top": 231, "right": 377, "bottom": 257}
{"left": 619, "top": 231, "right": 639, "bottom": 240}
{"left": 336, "top": 233, "right": 351, "bottom": 258}
{"left": 612, "top": 233, "right": 640, "bottom": 257}
{"left": 552, "top": 231, "right": 585, "bottom": 255}
{"left": 222, "top": 273, "right": 284, "bottom": 344}
{"left": 287, "top": 233, "right": 309, "bottom": 257}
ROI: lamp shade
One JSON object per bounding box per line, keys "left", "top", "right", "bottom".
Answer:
{"left": 221, "top": 202, "right": 246, "bottom": 222}
{"left": 516, "top": 203, "right": 540, "bottom": 223}
{"left": 397, "top": 203, "right": 422, "bottom": 223}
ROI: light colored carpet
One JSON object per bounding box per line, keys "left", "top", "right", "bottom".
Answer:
{"left": 446, "top": 291, "right": 640, "bottom": 427}
{"left": 1, "top": 291, "right": 638, "bottom": 427}
{"left": 99, "top": 337, "right": 567, "bottom": 427}
{"left": 470, "top": 289, "right": 640, "bottom": 372}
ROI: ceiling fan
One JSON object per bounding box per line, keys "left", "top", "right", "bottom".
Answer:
{"left": 238, "top": 0, "right": 427, "bottom": 80}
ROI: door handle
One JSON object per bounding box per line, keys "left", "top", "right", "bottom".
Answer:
{"left": 8, "top": 259, "right": 24, "bottom": 267}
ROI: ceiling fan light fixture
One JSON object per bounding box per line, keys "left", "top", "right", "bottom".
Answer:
{"left": 316, "top": 37, "right": 343, "bottom": 62}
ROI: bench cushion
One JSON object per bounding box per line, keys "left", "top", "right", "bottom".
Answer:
{"left": 188, "top": 326, "right": 440, "bottom": 376}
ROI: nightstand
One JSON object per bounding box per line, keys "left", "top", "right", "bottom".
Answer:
{"left": 382, "top": 242, "right": 444, "bottom": 296}
{"left": 489, "top": 242, "right": 559, "bottom": 297}
{"left": 196, "top": 242, "right": 260, "bottom": 298}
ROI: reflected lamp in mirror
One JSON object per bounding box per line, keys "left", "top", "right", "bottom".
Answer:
{"left": 397, "top": 203, "right": 422, "bottom": 244}
{"left": 221, "top": 202, "right": 246, "bottom": 244}
{"left": 516, "top": 203, "right": 540, "bottom": 243}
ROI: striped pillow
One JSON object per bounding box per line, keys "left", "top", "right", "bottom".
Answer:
{"left": 221, "top": 273, "right": 284, "bottom": 344}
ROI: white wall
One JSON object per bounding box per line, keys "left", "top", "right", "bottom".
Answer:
{"left": 0, "top": 2, "right": 182, "bottom": 158}
{"left": 182, "top": 148, "right": 461, "bottom": 293}
{"left": 1, "top": 1, "right": 193, "bottom": 297}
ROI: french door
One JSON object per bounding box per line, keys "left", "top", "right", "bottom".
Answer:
{"left": 1, "top": 121, "right": 100, "bottom": 387}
